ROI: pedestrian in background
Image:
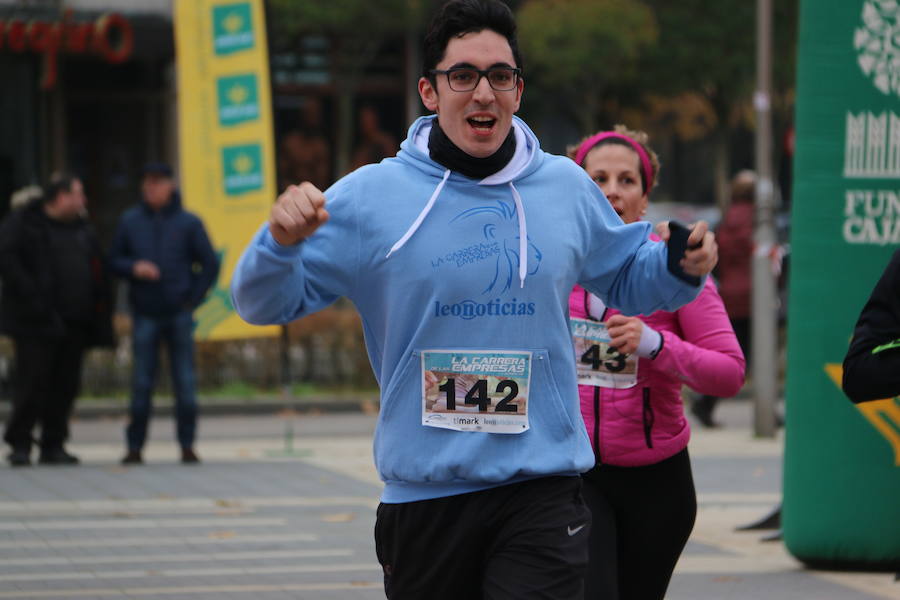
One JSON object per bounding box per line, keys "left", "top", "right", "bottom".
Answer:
{"left": 568, "top": 127, "right": 745, "bottom": 600}
{"left": 0, "top": 174, "right": 113, "bottom": 466}
{"left": 349, "top": 105, "right": 398, "bottom": 172}
{"left": 692, "top": 170, "right": 756, "bottom": 428}
{"left": 109, "top": 163, "right": 219, "bottom": 465}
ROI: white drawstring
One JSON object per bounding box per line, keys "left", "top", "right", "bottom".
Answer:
{"left": 386, "top": 170, "right": 529, "bottom": 289}
{"left": 385, "top": 169, "right": 451, "bottom": 258}
{"left": 508, "top": 182, "right": 527, "bottom": 288}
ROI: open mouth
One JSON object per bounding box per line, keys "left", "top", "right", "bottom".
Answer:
{"left": 467, "top": 116, "right": 496, "bottom": 131}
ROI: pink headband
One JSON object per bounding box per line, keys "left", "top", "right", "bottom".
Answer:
{"left": 574, "top": 132, "right": 655, "bottom": 191}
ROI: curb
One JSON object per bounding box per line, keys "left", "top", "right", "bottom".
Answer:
{"left": 0, "top": 396, "right": 380, "bottom": 420}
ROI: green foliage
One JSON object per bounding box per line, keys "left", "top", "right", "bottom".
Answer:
{"left": 519, "top": 0, "right": 656, "bottom": 85}
{"left": 269, "top": 0, "right": 425, "bottom": 37}
{"left": 643, "top": 0, "right": 798, "bottom": 120}
{"left": 207, "top": 380, "right": 261, "bottom": 398}
{"left": 518, "top": 0, "right": 657, "bottom": 131}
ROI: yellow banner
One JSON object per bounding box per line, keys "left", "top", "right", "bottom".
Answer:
{"left": 174, "top": 0, "right": 278, "bottom": 339}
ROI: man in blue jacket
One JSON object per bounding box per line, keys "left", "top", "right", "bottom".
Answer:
{"left": 109, "top": 163, "right": 219, "bottom": 465}
{"left": 233, "top": 1, "right": 717, "bottom": 597}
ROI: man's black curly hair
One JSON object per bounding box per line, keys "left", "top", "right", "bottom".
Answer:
{"left": 422, "top": 0, "right": 523, "bottom": 82}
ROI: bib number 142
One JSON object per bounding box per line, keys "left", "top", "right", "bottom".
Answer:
{"left": 438, "top": 378, "right": 519, "bottom": 412}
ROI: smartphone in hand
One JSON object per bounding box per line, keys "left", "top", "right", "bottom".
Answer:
{"left": 666, "top": 220, "right": 702, "bottom": 286}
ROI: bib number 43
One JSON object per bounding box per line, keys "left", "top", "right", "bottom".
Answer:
{"left": 581, "top": 344, "right": 626, "bottom": 373}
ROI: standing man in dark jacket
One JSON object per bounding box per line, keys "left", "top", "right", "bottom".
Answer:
{"left": 0, "top": 175, "right": 114, "bottom": 466}
{"left": 109, "top": 163, "right": 219, "bottom": 465}
{"left": 843, "top": 248, "right": 900, "bottom": 403}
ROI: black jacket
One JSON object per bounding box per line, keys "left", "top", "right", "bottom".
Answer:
{"left": 842, "top": 248, "right": 900, "bottom": 403}
{"left": 0, "top": 200, "right": 114, "bottom": 346}
{"left": 108, "top": 191, "right": 219, "bottom": 316}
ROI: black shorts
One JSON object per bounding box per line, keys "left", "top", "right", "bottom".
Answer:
{"left": 374, "top": 476, "right": 591, "bottom": 600}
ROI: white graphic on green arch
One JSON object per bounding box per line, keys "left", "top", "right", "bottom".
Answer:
{"left": 855, "top": 1, "right": 900, "bottom": 97}
{"left": 222, "top": 144, "right": 263, "bottom": 196}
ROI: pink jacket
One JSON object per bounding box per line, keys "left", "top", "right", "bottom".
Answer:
{"left": 570, "top": 271, "right": 745, "bottom": 467}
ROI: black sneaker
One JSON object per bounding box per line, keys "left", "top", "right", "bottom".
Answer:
{"left": 121, "top": 450, "right": 143, "bottom": 465}
{"left": 181, "top": 448, "right": 200, "bottom": 464}
{"left": 7, "top": 449, "right": 31, "bottom": 467}
{"left": 38, "top": 448, "right": 80, "bottom": 465}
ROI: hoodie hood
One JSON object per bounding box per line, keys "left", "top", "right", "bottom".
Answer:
{"left": 388, "top": 115, "right": 542, "bottom": 287}
{"left": 399, "top": 114, "right": 541, "bottom": 183}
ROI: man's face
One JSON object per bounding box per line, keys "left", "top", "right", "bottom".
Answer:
{"left": 142, "top": 174, "right": 174, "bottom": 211}
{"left": 418, "top": 29, "right": 524, "bottom": 158}
{"left": 55, "top": 179, "right": 87, "bottom": 220}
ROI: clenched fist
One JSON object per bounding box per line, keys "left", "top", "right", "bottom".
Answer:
{"left": 269, "top": 182, "right": 330, "bottom": 246}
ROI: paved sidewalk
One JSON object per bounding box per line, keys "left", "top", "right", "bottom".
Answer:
{"left": 0, "top": 403, "right": 897, "bottom": 599}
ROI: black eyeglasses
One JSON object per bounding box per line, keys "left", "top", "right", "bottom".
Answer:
{"left": 429, "top": 67, "right": 522, "bottom": 92}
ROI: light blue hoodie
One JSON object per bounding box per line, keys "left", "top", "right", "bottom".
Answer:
{"left": 232, "top": 115, "right": 703, "bottom": 503}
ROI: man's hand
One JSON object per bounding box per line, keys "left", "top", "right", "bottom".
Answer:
{"left": 269, "top": 182, "right": 330, "bottom": 246}
{"left": 606, "top": 314, "right": 644, "bottom": 355}
{"left": 133, "top": 260, "right": 160, "bottom": 281}
{"left": 656, "top": 220, "right": 718, "bottom": 277}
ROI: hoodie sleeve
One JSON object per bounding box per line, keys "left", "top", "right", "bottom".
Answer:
{"left": 231, "top": 178, "right": 360, "bottom": 325}
{"left": 842, "top": 249, "right": 900, "bottom": 403}
{"left": 576, "top": 175, "right": 704, "bottom": 315}
{"left": 651, "top": 277, "right": 746, "bottom": 397}
{"left": 187, "top": 217, "right": 220, "bottom": 308}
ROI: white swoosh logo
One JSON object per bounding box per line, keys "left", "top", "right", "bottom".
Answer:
{"left": 567, "top": 524, "right": 586, "bottom": 536}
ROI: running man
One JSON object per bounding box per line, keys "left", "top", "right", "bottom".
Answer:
{"left": 232, "top": 1, "right": 717, "bottom": 597}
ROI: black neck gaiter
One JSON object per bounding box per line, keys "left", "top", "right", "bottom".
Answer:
{"left": 428, "top": 119, "right": 517, "bottom": 180}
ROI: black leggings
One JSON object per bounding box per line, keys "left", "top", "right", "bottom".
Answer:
{"left": 580, "top": 448, "right": 697, "bottom": 600}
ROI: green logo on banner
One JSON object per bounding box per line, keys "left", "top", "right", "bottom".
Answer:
{"left": 212, "top": 3, "right": 254, "bottom": 55}
{"left": 222, "top": 144, "right": 263, "bottom": 195}
{"left": 217, "top": 74, "right": 260, "bottom": 126}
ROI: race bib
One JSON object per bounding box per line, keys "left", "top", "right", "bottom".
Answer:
{"left": 421, "top": 350, "right": 532, "bottom": 434}
{"left": 570, "top": 317, "right": 638, "bottom": 388}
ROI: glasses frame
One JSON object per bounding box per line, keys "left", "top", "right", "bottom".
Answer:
{"left": 428, "top": 67, "right": 522, "bottom": 92}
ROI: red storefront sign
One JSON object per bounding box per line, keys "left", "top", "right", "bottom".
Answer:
{"left": 0, "top": 10, "right": 134, "bottom": 89}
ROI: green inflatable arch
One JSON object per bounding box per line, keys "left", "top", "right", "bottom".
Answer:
{"left": 784, "top": 0, "right": 900, "bottom": 570}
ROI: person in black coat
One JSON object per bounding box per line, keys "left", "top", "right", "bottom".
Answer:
{"left": 843, "top": 248, "right": 900, "bottom": 403}
{"left": 108, "top": 163, "right": 219, "bottom": 465}
{"left": 0, "top": 175, "right": 114, "bottom": 466}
